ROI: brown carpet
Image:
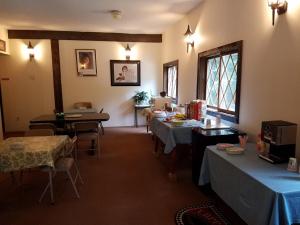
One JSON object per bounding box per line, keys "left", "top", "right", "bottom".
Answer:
{"left": 0, "top": 127, "right": 245, "bottom": 225}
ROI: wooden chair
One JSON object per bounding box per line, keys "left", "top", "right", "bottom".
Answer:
{"left": 39, "top": 136, "right": 83, "bottom": 203}
{"left": 74, "top": 121, "right": 100, "bottom": 159}
{"left": 29, "top": 123, "right": 57, "bottom": 134}
{"left": 74, "top": 102, "right": 92, "bottom": 109}
{"left": 25, "top": 129, "right": 54, "bottom": 136}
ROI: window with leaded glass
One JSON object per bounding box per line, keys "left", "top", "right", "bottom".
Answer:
{"left": 197, "top": 41, "right": 242, "bottom": 123}
{"left": 163, "top": 60, "right": 178, "bottom": 103}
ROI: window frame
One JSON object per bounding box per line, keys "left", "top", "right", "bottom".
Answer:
{"left": 163, "top": 60, "right": 179, "bottom": 103}
{"left": 197, "top": 41, "right": 243, "bottom": 123}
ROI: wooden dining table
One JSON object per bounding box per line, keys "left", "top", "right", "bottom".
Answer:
{"left": 30, "top": 112, "right": 110, "bottom": 124}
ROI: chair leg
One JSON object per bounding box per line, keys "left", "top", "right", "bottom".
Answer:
{"left": 100, "top": 122, "right": 104, "bottom": 135}
{"left": 66, "top": 170, "right": 80, "bottom": 199}
{"left": 74, "top": 162, "right": 84, "bottom": 185}
{"left": 10, "top": 172, "right": 16, "bottom": 184}
{"left": 97, "top": 135, "right": 100, "bottom": 159}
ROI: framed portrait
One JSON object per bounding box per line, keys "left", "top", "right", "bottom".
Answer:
{"left": 110, "top": 60, "right": 141, "bottom": 86}
{"left": 75, "top": 49, "right": 97, "bottom": 76}
{"left": 0, "top": 39, "right": 6, "bottom": 52}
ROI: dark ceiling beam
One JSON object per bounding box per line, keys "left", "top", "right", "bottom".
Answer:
{"left": 8, "top": 30, "right": 162, "bottom": 43}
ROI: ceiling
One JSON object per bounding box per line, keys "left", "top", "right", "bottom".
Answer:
{"left": 0, "top": 0, "right": 202, "bottom": 34}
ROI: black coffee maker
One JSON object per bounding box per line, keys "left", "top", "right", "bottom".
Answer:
{"left": 259, "top": 120, "right": 297, "bottom": 163}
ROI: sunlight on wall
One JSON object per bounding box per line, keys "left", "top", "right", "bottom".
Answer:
{"left": 194, "top": 27, "right": 204, "bottom": 48}
{"left": 286, "top": 0, "right": 300, "bottom": 19}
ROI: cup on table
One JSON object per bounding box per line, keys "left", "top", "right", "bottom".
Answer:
{"left": 206, "top": 119, "right": 211, "bottom": 126}
{"left": 288, "top": 157, "right": 298, "bottom": 172}
{"left": 239, "top": 135, "right": 248, "bottom": 148}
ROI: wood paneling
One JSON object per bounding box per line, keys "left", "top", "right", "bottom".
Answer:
{"left": 8, "top": 30, "right": 162, "bottom": 43}
{"left": 50, "top": 39, "right": 63, "bottom": 112}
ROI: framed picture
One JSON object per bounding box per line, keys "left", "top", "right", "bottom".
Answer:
{"left": 75, "top": 49, "right": 97, "bottom": 76}
{"left": 110, "top": 60, "right": 141, "bottom": 86}
{"left": 0, "top": 39, "right": 6, "bottom": 52}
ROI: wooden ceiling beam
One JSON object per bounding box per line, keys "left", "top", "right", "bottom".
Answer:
{"left": 8, "top": 30, "right": 162, "bottom": 43}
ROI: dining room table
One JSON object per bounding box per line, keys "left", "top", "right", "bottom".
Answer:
{"left": 0, "top": 135, "right": 69, "bottom": 202}
{"left": 30, "top": 112, "right": 110, "bottom": 124}
{"left": 149, "top": 116, "right": 231, "bottom": 179}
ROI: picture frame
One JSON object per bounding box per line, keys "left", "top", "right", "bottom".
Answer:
{"left": 0, "top": 39, "right": 6, "bottom": 52}
{"left": 110, "top": 60, "right": 141, "bottom": 86}
{"left": 75, "top": 49, "right": 97, "bottom": 76}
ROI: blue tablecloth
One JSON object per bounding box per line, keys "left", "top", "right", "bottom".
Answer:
{"left": 199, "top": 144, "right": 300, "bottom": 225}
{"left": 150, "top": 118, "right": 202, "bottom": 154}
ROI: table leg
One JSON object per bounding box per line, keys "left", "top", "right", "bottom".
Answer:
{"left": 134, "top": 108, "right": 138, "bottom": 127}
{"left": 168, "top": 149, "right": 178, "bottom": 181}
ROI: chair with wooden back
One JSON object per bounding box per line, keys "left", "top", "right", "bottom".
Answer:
{"left": 25, "top": 129, "right": 55, "bottom": 137}
{"left": 29, "top": 123, "right": 57, "bottom": 134}
{"left": 74, "top": 102, "right": 92, "bottom": 109}
{"left": 74, "top": 121, "right": 100, "bottom": 159}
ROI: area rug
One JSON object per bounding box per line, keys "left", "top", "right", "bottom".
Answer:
{"left": 175, "top": 202, "right": 231, "bottom": 225}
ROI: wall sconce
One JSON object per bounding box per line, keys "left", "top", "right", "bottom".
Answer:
{"left": 268, "top": 0, "right": 288, "bottom": 26}
{"left": 27, "top": 41, "right": 35, "bottom": 60}
{"left": 125, "top": 44, "right": 131, "bottom": 60}
{"left": 184, "top": 25, "right": 194, "bottom": 53}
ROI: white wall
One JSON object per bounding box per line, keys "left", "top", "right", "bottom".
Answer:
{"left": 59, "top": 41, "right": 162, "bottom": 127}
{"left": 162, "top": 0, "right": 300, "bottom": 155}
{"left": 0, "top": 39, "right": 55, "bottom": 131}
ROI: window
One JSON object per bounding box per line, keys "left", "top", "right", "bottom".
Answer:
{"left": 163, "top": 60, "right": 178, "bottom": 103}
{"left": 197, "top": 41, "right": 243, "bottom": 123}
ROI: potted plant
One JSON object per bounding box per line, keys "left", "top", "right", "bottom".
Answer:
{"left": 133, "top": 91, "right": 149, "bottom": 105}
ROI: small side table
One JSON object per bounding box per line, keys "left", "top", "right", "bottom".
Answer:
{"left": 134, "top": 105, "right": 150, "bottom": 127}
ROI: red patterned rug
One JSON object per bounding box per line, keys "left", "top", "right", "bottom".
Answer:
{"left": 175, "top": 202, "right": 230, "bottom": 225}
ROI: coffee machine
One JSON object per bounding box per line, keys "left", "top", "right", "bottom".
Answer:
{"left": 259, "top": 120, "right": 297, "bottom": 163}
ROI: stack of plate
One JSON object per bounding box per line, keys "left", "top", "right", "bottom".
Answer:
{"left": 225, "top": 146, "right": 245, "bottom": 155}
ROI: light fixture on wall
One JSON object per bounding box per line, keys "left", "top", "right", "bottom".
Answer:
{"left": 184, "top": 25, "right": 194, "bottom": 53}
{"left": 110, "top": 10, "right": 122, "bottom": 19}
{"left": 268, "top": 0, "right": 288, "bottom": 26}
{"left": 125, "top": 44, "right": 131, "bottom": 60}
{"left": 27, "top": 41, "right": 35, "bottom": 60}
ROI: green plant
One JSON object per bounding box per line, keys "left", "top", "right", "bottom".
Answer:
{"left": 133, "top": 91, "right": 149, "bottom": 104}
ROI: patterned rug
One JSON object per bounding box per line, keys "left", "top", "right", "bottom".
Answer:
{"left": 175, "top": 202, "right": 230, "bottom": 225}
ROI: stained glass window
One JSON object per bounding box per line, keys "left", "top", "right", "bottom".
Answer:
{"left": 206, "top": 53, "right": 239, "bottom": 114}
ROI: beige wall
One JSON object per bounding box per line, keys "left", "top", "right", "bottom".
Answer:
{"left": 0, "top": 39, "right": 55, "bottom": 131}
{"left": 162, "top": 0, "right": 300, "bottom": 155}
{"left": 0, "top": 39, "right": 162, "bottom": 131}
{"left": 60, "top": 41, "right": 162, "bottom": 127}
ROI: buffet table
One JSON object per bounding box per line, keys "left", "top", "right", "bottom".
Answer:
{"left": 150, "top": 117, "right": 230, "bottom": 154}
{"left": 199, "top": 143, "right": 300, "bottom": 225}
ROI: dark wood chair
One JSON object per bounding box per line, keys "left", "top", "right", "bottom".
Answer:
{"left": 74, "top": 102, "right": 92, "bottom": 109}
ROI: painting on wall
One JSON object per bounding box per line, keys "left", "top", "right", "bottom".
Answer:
{"left": 110, "top": 60, "right": 141, "bottom": 86}
{"left": 0, "top": 39, "right": 6, "bottom": 52}
{"left": 75, "top": 49, "right": 97, "bottom": 76}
